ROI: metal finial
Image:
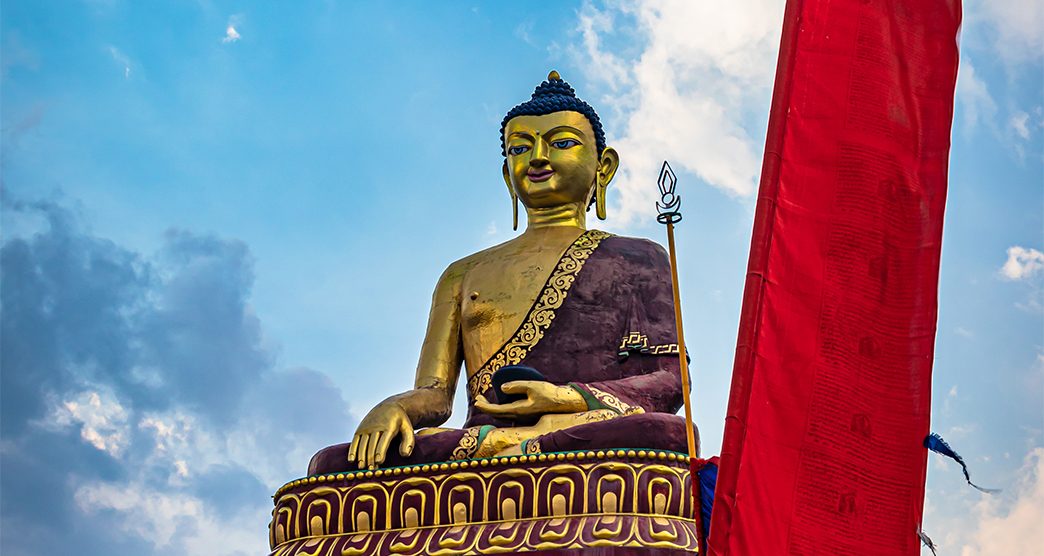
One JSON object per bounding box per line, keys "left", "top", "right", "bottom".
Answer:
{"left": 548, "top": 70, "right": 561, "bottom": 81}
{"left": 656, "top": 161, "right": 681, "bottom": 225}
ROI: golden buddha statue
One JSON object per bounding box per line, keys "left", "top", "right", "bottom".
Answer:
{"left": 273, "top": 72, "right": 705, "bottom": 555}
{"left": 307, "top": 71, "right": 696, "bottom": 476}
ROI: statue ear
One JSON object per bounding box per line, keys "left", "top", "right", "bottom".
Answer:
{"left": 597, "top": 147, "right": 620, "bottom": 187}
{"left": 502, "top": 161, "right": 512, "bottom": 192}
{"left": 503, "top": 161, "right": 519, "bottom": 231}
{"left": 594, "top": 147, "right": 620, "bottom": 221}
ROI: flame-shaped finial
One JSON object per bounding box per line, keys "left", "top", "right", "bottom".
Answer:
{"left": 656, "top": 161, "right": 682, "bottom": 225}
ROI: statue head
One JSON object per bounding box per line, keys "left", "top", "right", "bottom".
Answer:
{"left": 501, "top": 71, "right": 620, "bottom": 229}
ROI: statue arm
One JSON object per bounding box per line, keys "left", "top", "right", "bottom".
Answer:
{"left": 349, "top": 262, "right": 465, "bottom": 469}
{"left": 402, "top": 261, "right": 466, "bottom": 426}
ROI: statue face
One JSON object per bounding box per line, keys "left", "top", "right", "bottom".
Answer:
{"left": 503, "top": 111, "right": 601, "bottom": 209}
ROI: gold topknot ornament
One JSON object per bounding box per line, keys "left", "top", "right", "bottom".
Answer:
{"left": 548, "top": 70, "right": 561, "bottom": 81}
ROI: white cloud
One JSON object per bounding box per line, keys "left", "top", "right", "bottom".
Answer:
{"left": 140, "top": 414, "right": 184, "bottom": 451}
{"left": 515, "top": 21, "right": 535, "bottom": 46}
{"left": 75, "top": 481, "right": 264, "bottom": 555}
{"left": 571, "top": 0, "right": 783, "bottom": 226}
{"left": 946, "top": 424, "right": 978, "bottom": 438}
{"left": 959, "top": 448, "right": 1044, "bottom": 556}
{"left": 575, "top": 8, "right": 630, "bottom": 94}
{"left": 1015, "top": 292, "right": 1044, "bottom": 314}
{"left": 137, "top": 411, "right": 243, "bottom": 481}
{"left": 956, "top": 60, "right": 997, "bottom": 137}
{"left": 3, "top": 201, "right": 356, "bottom": 552}
{"left": 174, "top": 459, "right": 189, "bottom": 478}
{"left": 76, "top": 482, "right": 197, "bottom": 547}
{"left": 223, "top": 25, "right": 241, "bottom": 43}
{"left": 47, "top": 389, "right": 129, "bottom": 457}
{"left": 222, "top": 25, "right": 240, "bottom": 43}
{"left": 1010, "top": 111, "right": 1031, "bottom": 140}
{"left": 55, "top": 391, "right": 343, "bottom": 551}
{"left": 71, "top": 406, "right": 313, "bottom": 552}
{"left": 139, "top": 412, "right": 202, "bottom": 482}
{"left": 1001, "top": 246, "right": 1044, "bottom": 281}
{"left": 136, "top": 403, "right": 332, "bottom": 489}
{"left": 107, "top": 45, "right": 131, "bottom": 78}
{"left": 222, "top": 15, "right": 242, "bottom": 43}
{"left": 942, "top": 385, "right": 960, "bottom": 415}
{"left": 968, "top": 0, "right": 1044, "bottom": 65}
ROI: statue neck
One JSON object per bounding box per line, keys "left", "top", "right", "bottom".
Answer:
{"left": 524, "top": 202, "right": 588, "bottom": 231}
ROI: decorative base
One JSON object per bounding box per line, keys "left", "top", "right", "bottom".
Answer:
{"left": 270, "top": 449, "right": 699, "bottom": 555}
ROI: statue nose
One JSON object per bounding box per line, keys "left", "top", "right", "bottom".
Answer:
{"left": 530, "top": 139, "right": 550, "bottom": 166}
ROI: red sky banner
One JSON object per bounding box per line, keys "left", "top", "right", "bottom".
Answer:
{"left": 708, "top": 0, "right": 962, "bottom": 554}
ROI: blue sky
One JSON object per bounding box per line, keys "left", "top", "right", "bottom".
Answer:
{"left": 1, "top": 1, "right": 1041, "bottom": 554}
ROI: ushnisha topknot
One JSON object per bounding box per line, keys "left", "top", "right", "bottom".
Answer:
{"left": 500, "top": 70, "right": 607, "bottom": 157}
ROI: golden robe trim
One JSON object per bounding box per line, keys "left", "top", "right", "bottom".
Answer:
{"left": 587, "top": 385, "right": 645, "bottom": 416}
{"left": 466, "top": 229, "right": 612, "bottom": 400}
{"left": 450, "top": 426, "right": 486, "bottom": 461}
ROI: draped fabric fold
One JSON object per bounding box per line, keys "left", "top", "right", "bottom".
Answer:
{"left": 709, "top": 1, "right": 961, "bottom": 554}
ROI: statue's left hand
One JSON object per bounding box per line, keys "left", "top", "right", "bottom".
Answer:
{"left": 473, "top": 381, "right": 587, "bottom": 417}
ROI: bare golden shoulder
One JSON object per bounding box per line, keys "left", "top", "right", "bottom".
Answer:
{"left": 443, "top": 236, "right": 519, "bottom": 275}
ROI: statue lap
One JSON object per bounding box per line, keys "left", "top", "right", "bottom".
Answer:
{"left": 309, "top": 412, "right": 692, "bottom": 475}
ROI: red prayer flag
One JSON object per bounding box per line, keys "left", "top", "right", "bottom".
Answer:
{"left": 708, "top": 0, "right": 962, "bottom": 554}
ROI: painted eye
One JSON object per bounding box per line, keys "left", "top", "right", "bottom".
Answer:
{"left": 508, "top": 145, "right": 530, "bottom": 155}
{"left": 551, "top": 139, "right": 580, "bottom": 149}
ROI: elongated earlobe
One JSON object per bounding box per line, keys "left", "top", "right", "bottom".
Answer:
{"left": 503, "top": 162, "right": 519, "bottom": 231}
{"left": 595, "top": 147, "right": 619, "bottom": 221}
{"left": 512, "top": 192, "right": 519, "bottom": 230}
{"left": 595, "top": 184, "right": 607, "bottom": 220}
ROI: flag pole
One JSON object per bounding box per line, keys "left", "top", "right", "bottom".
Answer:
{"left": 655, "top": 161, "right": 698, "bottom": 464}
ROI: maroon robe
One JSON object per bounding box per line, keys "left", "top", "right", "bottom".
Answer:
{"left": 309, "top": 230, "right": 694, "bottom": 475}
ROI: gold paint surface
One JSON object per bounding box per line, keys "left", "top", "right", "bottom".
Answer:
{"left": 346, "top": 107, "right": 625, "bottom": 469}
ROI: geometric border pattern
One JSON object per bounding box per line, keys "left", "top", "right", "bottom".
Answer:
{"left": 270, "top": 449, "right": 699, "bottom": 555}
{"left": 618, "top": 331, "right": 681, "bottom": 357}
{"left": 270, "top": 514, "right": 699, "bottom": 555}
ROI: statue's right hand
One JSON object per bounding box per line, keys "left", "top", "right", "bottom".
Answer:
{"left": 348, "top": 401, "right": 416, "bottom": 470}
